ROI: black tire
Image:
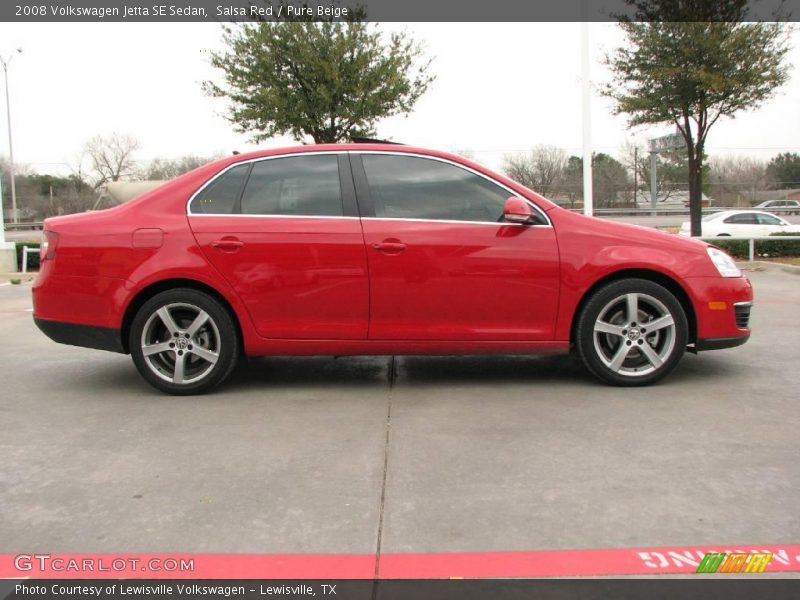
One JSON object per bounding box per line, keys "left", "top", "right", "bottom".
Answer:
{"left": 129, "top": 288, "right": 239, "bottom": 395}
{"left": 576, "top": 278, "right": 688, "bottom": 386}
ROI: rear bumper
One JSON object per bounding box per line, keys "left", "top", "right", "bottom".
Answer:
{"left": 34, "top": 318, "right": 125, "bottom": 354}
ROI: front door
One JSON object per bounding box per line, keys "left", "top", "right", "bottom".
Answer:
{"left": 353, "top": 153, "right": 560, "bottom": 341}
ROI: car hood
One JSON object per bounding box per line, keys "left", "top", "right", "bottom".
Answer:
{"left": 553, "top": 209, "right": 709, "bottom": 252}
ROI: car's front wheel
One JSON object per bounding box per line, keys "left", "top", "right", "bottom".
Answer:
{"left": 130, "top": 289, "right": 239, "bottom": 395}
{"left": 576, "top": 279, "right": 688, "bottom": 386}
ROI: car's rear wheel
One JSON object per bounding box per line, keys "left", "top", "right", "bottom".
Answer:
{"left": 130, "top": 289, "right": 239, "bottom": 395}
{"left": 576, "top": 279, "right": 688, "bottom": 386}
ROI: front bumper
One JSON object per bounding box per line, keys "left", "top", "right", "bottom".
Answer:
{"left": 695, "top": 334, "right": 750, "bottom": 351}
{"left": 684, "top": 276, "right": 753, "bottom": 350}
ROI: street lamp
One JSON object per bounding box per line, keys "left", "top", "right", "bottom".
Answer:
{"left": 1, "top": 48, "right": 22, "bottom": 225}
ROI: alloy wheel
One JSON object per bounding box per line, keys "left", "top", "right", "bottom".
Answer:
{"left": 592, "top": 292, "right": 677, "bottom": 378}
{"left": 140, "top": 302, "right": 221, "bottom": 385}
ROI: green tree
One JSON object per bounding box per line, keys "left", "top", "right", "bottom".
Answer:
{"left": 638, "top": 148, "right": 711, "bottom": 200}
{"left": 592, "top": 153, "right": 630, "bottom": 208}
{"left": 604, "top": 0, "right": 791, "bottom": 236}
{"left": 564, "top": 154, "right": 630, "bottom": 208}
{"left": 766, "top": 152, "right": 800, "bottom": 189}
{"left": 204, "top": 19, "right": 434, "bottom": 143}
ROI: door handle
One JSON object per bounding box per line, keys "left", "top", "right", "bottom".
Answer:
{"left": 372, "top": 240, "right": 407, "bottom": 254}
{"left": 211, "top": 238, "right": 244, "bottom": 252}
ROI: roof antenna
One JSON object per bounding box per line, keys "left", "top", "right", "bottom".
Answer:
{"left": 232, "top": 150, "right": 240, "bottom": 155}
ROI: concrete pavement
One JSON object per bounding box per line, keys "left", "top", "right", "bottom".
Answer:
{"left": 0, "top": 269, "right": 798, "bottom": 565}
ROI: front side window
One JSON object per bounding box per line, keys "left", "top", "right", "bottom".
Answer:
{"left": 757, "top": 213, "right": 783, "bottom": 226}
{"left": 241, "top": 155, "right": 342, "bottom": 216}
{"left": 361, "top": 154, "right": 513, "bottom": 223}
{"left": 189, "top": 164, "right": 249, "bottom": 214}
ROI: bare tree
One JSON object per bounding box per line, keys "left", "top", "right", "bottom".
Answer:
{"left": 502, "top": 145, "right": 568, "bottom": 198}
{"left": 136, "top": 155, "right": 217, "bottom": 181}
{"left": 708, "top": 155, "right": 768, "bottom": 206}
{"left": 83, "top": 134, "right": 140, "bottom": 188}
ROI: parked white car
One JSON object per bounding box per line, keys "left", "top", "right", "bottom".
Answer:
{"left": 679, "top": 210, "right": 800, "bottom": 237}
{"left": 754, "top": 199, "right": 800, "bottom": 215}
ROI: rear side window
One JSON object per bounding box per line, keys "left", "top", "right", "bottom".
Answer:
{"left": 724, "top": 213, "right": 757, "bottom": 225}
{"left": 241, "top": 155, "right": 342, "bottom": 216}
{"left": 189, "top": 164, "right": 249, "bottom": 214}
{"left": 361, "top": 154, "right": 511, "bottom": 222}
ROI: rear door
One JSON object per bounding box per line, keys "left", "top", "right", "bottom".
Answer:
{"left": 188, "top": 153, "right": 369, "bottom": 340}
{"left": 351, "top": 152, "right": 560, "bottom": 341}
{"left": 723, "top": 213, "right": 759, "bottom": 236}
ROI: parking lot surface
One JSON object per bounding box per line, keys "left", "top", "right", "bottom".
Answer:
{"left": 0, "top": 268, "right": 798, "bottom": 573}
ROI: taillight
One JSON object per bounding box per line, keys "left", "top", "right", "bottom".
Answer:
{"left": 41, "top": 231, "right": 59, "bottom": 260}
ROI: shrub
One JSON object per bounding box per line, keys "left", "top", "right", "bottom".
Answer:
{"left": 708, "top": 238, "right": 749, "bottom": 259}
{"left": 761, "top": 231, "right": 800, "bottom": 256}
{"left": 15, "top": 241, "right": 40, "bottom": 271}
{"left": 710, "top": 232, "right": 800, "bottom": 259}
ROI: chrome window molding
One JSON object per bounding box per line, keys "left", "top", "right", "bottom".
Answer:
{"left": 186, "top": 151, "right": 343, "bottom": 217}
{"left": 351, "top": 150, "right": 552, "bottom": 228}
{"left": 361, "top": 217, "right": 527, "bottom": 227}
{"left": 188, "top": 214, "right": 360, "bottom": 220}
{"left": 186, "top": 149, "right": 553, "bottom": 228}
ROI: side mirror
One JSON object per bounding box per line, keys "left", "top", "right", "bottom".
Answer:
{"left": 503, "top": 197, "right": 536, "bottom": 224}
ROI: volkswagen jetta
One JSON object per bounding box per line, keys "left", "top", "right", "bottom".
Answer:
{"left": 33, "top": 144, "right": 753, "bottom": 394}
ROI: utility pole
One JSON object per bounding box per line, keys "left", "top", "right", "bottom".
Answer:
{"left": 0, "top": 169, "right": 17, "bottom": 272}
{"left": 649, "top": 142, "right": 658, "bottom": 212}
{"left": 1, "top": 48, "right": 22, "bottom": 224}
{"left": 633, "top": 146, "right": 638, "bottom": 208}
{"left": 580, "top": 19, "right": 593, "bottom": 216}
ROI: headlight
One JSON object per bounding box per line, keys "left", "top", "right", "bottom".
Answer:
{"left": 707, "top": 247, "right": 741, "bottom": 278}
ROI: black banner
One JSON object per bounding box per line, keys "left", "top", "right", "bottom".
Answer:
{"left": 2, "top": 579, "right": 800, "bottom": 600}
{"left": 1, "top": 0, "right": 798, "bottom": 23}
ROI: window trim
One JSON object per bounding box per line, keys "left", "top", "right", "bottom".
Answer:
{"left": 186, "top": 152, "right": 352, "bottom": 218}
{"left": 187, "top": 150, "right": 552, "bottom": 227}
{"left": 187, "top": 161, "right": 252, "bottom": 216}
{"left": 350, "top": 150, "right": 552, "bottom": 227}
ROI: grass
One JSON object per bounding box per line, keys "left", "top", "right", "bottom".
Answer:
{"left": 760, "top": 257, "right": 800, "bottom": 267}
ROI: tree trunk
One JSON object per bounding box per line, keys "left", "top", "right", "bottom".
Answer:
{"left": 688, "top": 149, "right": 704, "bottom": 237}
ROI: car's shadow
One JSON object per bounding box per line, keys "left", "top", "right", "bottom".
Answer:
{"left": 393, "top": 354, "right": 594, "bottom": 386}
{"left": 62, "top": 351, "right": 743, "bottom": 397}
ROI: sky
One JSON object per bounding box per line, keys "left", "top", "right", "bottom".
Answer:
{"left": 0, "top": 22, "right": 798, "bottom": 176}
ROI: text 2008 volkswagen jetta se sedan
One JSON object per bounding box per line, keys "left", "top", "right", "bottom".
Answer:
{"left": 33, "top": 144, "right": 752, "bottom": 394}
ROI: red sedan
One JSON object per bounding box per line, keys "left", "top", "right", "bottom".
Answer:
{"left": 33, "top": 144, "right": 752, "bottom": 394}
